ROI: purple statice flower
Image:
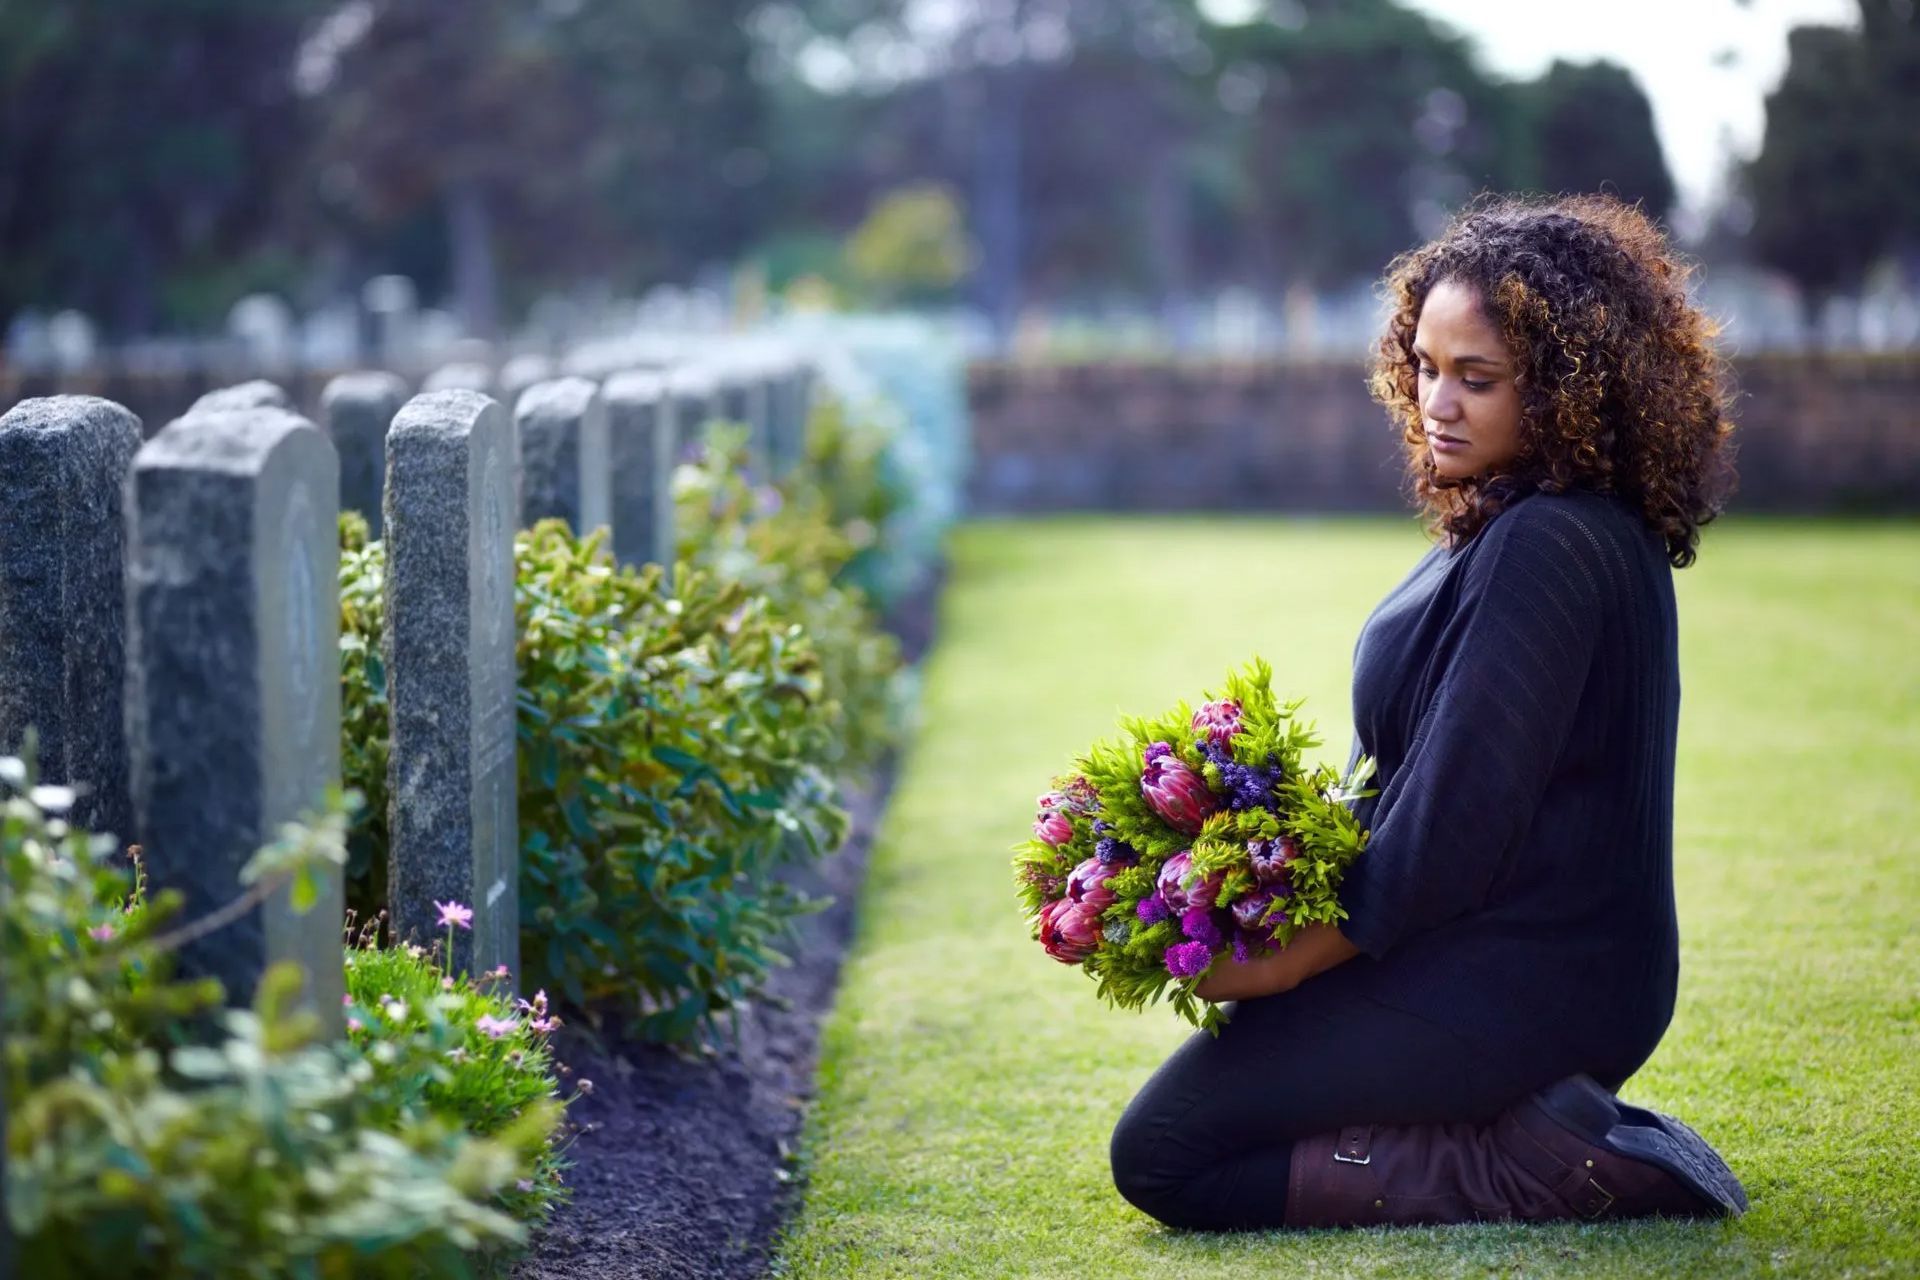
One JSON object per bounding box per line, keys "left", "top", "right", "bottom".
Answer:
{"left": 1164, "top": 941, "right": 1215, "bottom": 979}
{"left": 1220, "top": 757, "right": 1284, "bottom": 812}
{"left": 1231, "top": 931, "right": 1253, "bottom": 964}
{"left": 1135, "top": 893, "right": 1173, "bottom": 925}
{"left": 1198, "top": 738, "right": 1233, "bottom": 768}
{"left": 1095, "top": 836, "right": 1138, "bottom": 866}
{"left": 1092, "top": 819, "right": 1112, "bottom": 835}
{"left": 1143, "top": 741, "right": 1174, "bottom": 767}
{"left": 1180, "top": 906, "right": 1222, "bottom": 949}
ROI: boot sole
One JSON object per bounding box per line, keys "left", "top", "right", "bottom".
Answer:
{"left": 1534, "top": 1075, "right": 1750, "bottom": 1218}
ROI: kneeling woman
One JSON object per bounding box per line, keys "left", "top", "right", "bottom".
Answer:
{"left": 1110, "top": 194, "right": 1748, "bottom": 1230}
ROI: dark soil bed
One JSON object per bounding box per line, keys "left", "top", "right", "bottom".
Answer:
{"left": 515, "top": 564, "right": 941, "bottom": 1280}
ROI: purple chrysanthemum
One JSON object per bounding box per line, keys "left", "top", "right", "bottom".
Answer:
{"left": 1136, "top": 893, "right": 1173, "bottom": 925}
{"left": 1180, "top": 905, "right": 1223, "bottom": 949}
{"left": 1164, "top": 941, "right": 1215, "bottom": 979}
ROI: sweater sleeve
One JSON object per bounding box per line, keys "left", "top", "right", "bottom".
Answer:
{"left": 1337, "top": 500, "right": 1612, "bottom": 958}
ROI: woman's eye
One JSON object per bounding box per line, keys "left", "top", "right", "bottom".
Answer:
{"left": 1463, "top": 378, "right": 1492, "bottom": 391}
{"left": 1417, "top": 365, "right": 1437, "bottom": 379}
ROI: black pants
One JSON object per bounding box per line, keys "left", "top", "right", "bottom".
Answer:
{"left": 1108, "top": 958, "right": 1646, "bottom": 1232}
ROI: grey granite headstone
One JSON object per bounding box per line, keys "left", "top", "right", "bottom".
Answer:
{"left": 715, "top": 372, "right": 755, "bottom": 470}
{"left": 604, "top": 370, "right": 677, "bottom": 567}
{"left": 383, "top": 390, "right": 519, "bottom": 981}
{"left": 126, "top": 408, "right": 344, "bottom": 1026}
{"left": 499, "top": 354, "right": 557, "bottom": 407}
{"left": 189, "top": 379, "right": 293, "bottom": 415}
{"left": 666, "top": 366, "right": 718, "bottom": 466}
{"left": 742, "top": 367, "right": 774, "bottom": 474}
{"left": 321, "top": 371, "right": 408, "bottom": 537}
{"left": 0, "top": 396, "right": 142, "bottom": 843}
{"left": 515, "top": 376, "right": 611, "bottom": 537}
{"left": 767, "top": 359, "right": 811, "bottom": 477}
{"left": 422, "top": 362, "right": 494, "bottom": 394}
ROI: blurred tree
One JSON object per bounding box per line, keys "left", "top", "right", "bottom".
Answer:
{"left": 1516, "top": 59, "right": 1675, "bottom": 220}
{"left": 1206, "top": 0, "right": 1525, "bottom": 290}
{"left": 0, "top": 0, "right": 323, "bottom": 335}
{"left": 306, "top": 0, "right": 590, "bottom": 337}
{"left": 306, "top": 0, "right": 767, "bottom": 335}
{"left": 1745, "top": 21, "right": 1893, "bottom": 320}
{"left": 844, "top": 183, "right": 972, "bottom": 305}
{"left": 1856, "top": 0, "right": 1920, "bottom": 282}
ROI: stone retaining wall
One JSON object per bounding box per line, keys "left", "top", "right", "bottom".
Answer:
{"left": 966, "top": 355, "right": 1920, "bottom": 514}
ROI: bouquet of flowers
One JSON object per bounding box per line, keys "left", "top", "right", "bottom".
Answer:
{"left": 1013, "top": 657, "right": 1376, "bottom": 1032}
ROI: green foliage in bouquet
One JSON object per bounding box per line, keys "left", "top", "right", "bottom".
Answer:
{"left": 339, "top": 519, "right": 850, "bottom": 1044}
{"left": 1012, "top": 657, "right": 1376, "bottom": 1033}
{"left": 2, "top": 759, "right": 557, "bottom": 1278}
{"left": 677, "top": 419, "right": 909, "bottom": 775}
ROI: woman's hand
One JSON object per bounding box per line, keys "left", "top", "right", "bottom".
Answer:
{"left": 1192, "top": 923, "right": 1361, "bottom": 1002}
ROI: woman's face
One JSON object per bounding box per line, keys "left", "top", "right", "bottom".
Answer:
{"left": 1411, "top": 278, "right": 1525, "bottom": 482}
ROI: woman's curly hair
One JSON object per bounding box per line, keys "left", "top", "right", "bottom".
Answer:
{"left": 1369, "top": 193, "right": 1737, "bottom": 568}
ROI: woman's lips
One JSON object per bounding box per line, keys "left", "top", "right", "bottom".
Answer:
{"left": 1430, "top": 432, "right": 1469, "bottom": 454}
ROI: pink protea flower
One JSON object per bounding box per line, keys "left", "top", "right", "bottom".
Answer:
{"left": 1249, "top": 835, "right": 1298, "bottom": 886}
{"left": 1141, "top": 746, "right": 1219, "bottom": 834}
{"left": 1033, "top": 810, "right": 1073, "bottom": 847}
{"left": 1231, "top": 890, "right": 1280, "bottom": 934}
{"left": 1037, "top": 898, "right": 1102, "bottom": 965}
{"left": 1065, "top": 857, "right": 1116, "bottom": 913}
{"left": 1191, "top": 698, "right": 1244, "bottom": 749}
{"left": 1155, "top": 850, "right": 1223, "bottom": 915}
{"left": 1059, "top": 775, "right": 1100, "bottom": 815}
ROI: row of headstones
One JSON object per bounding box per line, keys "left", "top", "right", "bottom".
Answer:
{"left": 0, "top": 357, "right": 817, "bottom": 1035}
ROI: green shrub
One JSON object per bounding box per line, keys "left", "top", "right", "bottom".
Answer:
{"left": 339, "top": 511, "right": 392, "bottom": 905}
{"left": 2, "top": 759, "right": 556, "bottom": 1278}
{"left": 678, "top": 421, "right": 909, "bottom": 773}
{"left": 340, "top": 521, "right": 851, "bottom": 1042}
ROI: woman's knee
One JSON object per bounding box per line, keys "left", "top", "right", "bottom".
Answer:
{"left": 1109, "top": 1089, "right": 1212, "bottom": 1228}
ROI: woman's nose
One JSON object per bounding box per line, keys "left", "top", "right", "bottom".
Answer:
{"left": 1423, "top": 379, "right": 1460, "bottom": 423}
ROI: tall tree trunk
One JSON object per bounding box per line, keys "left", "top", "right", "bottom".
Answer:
{"left": 446, "top": 176, "right": 500, "bottom": 340}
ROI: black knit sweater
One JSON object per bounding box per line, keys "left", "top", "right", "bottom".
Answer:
{"left": 1336, "top": 488, "right": 1682, "bottom": 1073}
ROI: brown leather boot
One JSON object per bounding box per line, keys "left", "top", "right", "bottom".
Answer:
{"left": 1284, "top": 1075, "right": 1749, "bottom": 1229}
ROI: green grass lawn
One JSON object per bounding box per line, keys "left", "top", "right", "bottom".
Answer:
{"left": 774, "top": 515, "right": 1920, "bottom": 1280}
